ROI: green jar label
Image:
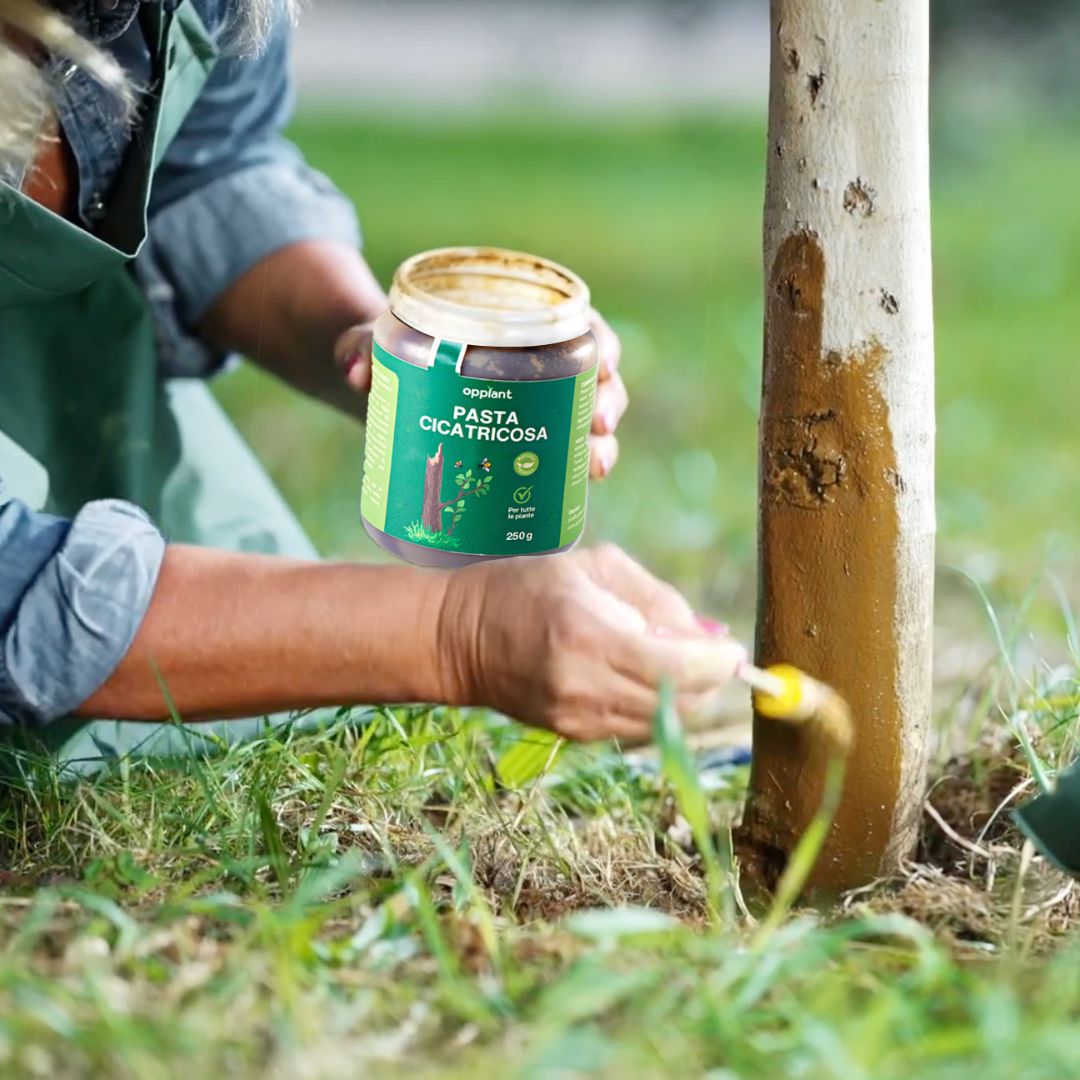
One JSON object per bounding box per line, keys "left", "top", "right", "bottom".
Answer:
{"left": 362, "top": 339, "right": 597, "bottom": 557}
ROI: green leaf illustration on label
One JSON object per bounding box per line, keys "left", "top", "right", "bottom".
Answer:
{"left": 361, "top": 341, "right": 597, "bottom": 558}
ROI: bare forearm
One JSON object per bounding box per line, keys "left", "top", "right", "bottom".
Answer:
{"left": 198, "top": 241, "right": 386, "bottom": 418}
{"left": 78, "top": 546, "right": 450, "bottom": 721}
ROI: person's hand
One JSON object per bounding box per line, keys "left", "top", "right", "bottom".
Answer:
{"left": 588, "top": 310, "right": 629, "bottom": 481}
{"left": 436, "top": 544, "right": 745, "bottom": 741}
{"left": 334, "top": 320, "right": 378, "bottom": 397}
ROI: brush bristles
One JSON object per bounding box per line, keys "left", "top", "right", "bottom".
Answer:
{"left": 753, "top": 666, "right": 854, "bottom": 757}
{"left": 808, "top": 686, "right": 854, "bottom": 755}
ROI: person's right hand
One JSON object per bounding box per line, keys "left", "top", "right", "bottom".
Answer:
{"left": 436, "top": 544, "right": 746, "bottom": 741}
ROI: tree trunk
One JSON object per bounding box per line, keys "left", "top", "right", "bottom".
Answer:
{"left": 422, "top": 443, "right": 445, "bottom": 532}
{"left": 738, "top": 0, "right": 935, "bottom": 892}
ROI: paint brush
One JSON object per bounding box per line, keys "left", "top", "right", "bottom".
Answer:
{"left": 737, "top": 661, "right": 854, "bottom": 755}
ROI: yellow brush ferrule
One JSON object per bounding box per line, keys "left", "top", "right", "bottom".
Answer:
{"left": 752, "top": 663, "right": 808, "bottom": 721}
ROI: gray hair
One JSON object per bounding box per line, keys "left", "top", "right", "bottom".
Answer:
{"left": 224, "top": 0, "right": 301, "bottom": 56}
{"left": 0, "top": 0, "right": 299, "bottom": 184}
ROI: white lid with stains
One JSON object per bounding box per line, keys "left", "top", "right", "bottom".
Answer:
{"left": 388, "top": 247, "right": 592, "bottom": 348}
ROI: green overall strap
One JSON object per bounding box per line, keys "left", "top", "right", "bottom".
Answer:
{"left": 98, "top": 2, "right": 217, "bottom": 254}
{"left": 0, "top": 1, "right": 217, "bottom": 516}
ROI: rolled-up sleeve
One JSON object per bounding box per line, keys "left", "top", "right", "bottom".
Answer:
{"left": 0, "top": 498, "right": 166, "bottom": 728}
{"left": 136, "top": 13, "right": 361, "bottom": 378}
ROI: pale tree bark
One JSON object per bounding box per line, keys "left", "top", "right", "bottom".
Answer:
{"left": 738, "top": 0, "right": 936, "bottom": 891}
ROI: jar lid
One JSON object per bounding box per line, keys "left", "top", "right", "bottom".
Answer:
{"left": 388, "top": 247, "right": 592, "bottom": 348}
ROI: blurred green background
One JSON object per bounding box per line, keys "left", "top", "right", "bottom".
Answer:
{"left": 213, "top": 0, "right": 1080, "bottom": 628}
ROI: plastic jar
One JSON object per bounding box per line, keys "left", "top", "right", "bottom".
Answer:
{"left": 361, "top": 247, "right": 598, "bottom": 568}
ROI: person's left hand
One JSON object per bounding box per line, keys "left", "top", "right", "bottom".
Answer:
{"left": 334, "top": 307, "right": 629, "bottom": 480}
{"left": 588, "top": 309, "right": 629, "bottom": 481}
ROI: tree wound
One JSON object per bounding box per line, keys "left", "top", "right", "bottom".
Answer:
{"left": 843, "top": 178, "right": 877, "bottom": 217}
{"left": 739, "top": 230, "right": 905, "bottom": 893}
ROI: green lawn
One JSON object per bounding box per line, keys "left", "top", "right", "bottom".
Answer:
{"left": 4, "top": 110, "right": 1080, "bottom": 1077}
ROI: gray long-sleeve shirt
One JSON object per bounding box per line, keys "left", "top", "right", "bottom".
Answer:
{"left": 0, "top": 498, "right": 166, "bottom": 726}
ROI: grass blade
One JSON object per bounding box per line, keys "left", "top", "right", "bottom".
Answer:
{"left": 652, "top": 681, "right": 733, "bottom": 927}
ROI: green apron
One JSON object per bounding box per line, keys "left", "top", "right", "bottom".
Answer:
{"left": 0, "top": 3, "right": 317, "bottom": 774}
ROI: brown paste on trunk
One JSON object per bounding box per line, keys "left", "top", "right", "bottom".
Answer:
{"left": 737, "top": 230, "right": 903, "bottom": 894}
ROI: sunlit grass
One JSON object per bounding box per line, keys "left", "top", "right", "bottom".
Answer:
{"left": 3, "top": 611, "right": 1080, "bottom": 1078}
{"left": 4, "top": 108, "right": 1080, "bottom": 1076}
